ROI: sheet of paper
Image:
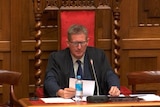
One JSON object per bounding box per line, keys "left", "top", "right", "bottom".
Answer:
{"left": 40, "top": 97, "right": 75, "bottom": 103}
{"left": 69, "top": 78, "right": 95, "bottom": 96}
{"left": 130, "top": 94, "right": 160, "bottom": 101}
{"left": 72, "top": 96, "right": 87, "bottom": 102}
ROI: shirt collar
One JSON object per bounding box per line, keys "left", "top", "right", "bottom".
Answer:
{"left": 71, "top": 54, "right": 85, "bottom": 64}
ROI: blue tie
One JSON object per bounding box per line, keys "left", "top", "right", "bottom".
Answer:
{"left": 76, "top": 60, "right": 83, "bottom": 79}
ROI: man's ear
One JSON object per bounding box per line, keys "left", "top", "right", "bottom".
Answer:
{"left": 66, "top": 39, "right": 69, "bottom": 47}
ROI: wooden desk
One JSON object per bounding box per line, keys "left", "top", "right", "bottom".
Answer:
{"left": 19, "top": 98, "right": 160, "bottom": 107}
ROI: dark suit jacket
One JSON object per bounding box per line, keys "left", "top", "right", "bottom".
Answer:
{"left": 44, "top": 47, "right": 120, "bottom": 97}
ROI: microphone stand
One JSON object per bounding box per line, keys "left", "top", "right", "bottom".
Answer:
{"left": 86, "top": 59, "right": 108, "bottom": 103}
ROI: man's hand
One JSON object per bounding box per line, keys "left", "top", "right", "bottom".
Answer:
{"left": 108, "top": 86, "right": 120, "bottom": 96}
{"left": 57, "top": 88, "right": 76, "bottom": 98}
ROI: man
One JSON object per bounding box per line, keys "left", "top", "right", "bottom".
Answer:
{"left": 44, "top": 24, "right": 120, "bottom": 98}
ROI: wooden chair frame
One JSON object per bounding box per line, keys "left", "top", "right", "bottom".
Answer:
{"left": 127, "top": 71, "right": 160, "bottom": 94}
{"left": 0, "top": 70, "right": 22, "bottom": 107}
{"left": 32, "top": 0, "right": 121, "bottom": 97}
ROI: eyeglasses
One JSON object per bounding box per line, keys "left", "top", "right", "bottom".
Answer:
{"left": 69, "top": 41, "right": 87, "bottom": 47}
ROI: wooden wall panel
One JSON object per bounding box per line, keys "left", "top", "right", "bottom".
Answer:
{"left": 0, "top": 53, "right": 11, "bottom": 103}
{"left": 0, "top": 0, "right": 1, "bottom": 30}
{"left": 121, "top": 50, "right": 160, "bottom": 92}
{"left": 96, "top": 8, "right": 113, "bottom": 63}
{"left": 96, "top": 9, "right": 112, "bottom": 39}
{"left": 120, "top": 0, "right": 160, "bottom": 93}
{"left": 21, "top": 52, "right": 48, "bottom": 95}
{"left": 0, "top": 0, "right": 10, "bottom": 40}
{"left": 129, "top": 57, "right": 157, "bottom": 71}
{"left": 139, "top": 0, "right": 160, "bottom": 26}
{"left": 129, "top": 27, "right": 160, "bottom": 38}
{"left": 95, "top": 8, "right": 112, "bottom": 63}
{"left": 10, "top": 0, "right": 27, "bottom": 99}
{"left": 0, "top": 0, "right": 12, "bottom": 103}
{"left": 0, "top": 0, "right": 160, "bottom": 100}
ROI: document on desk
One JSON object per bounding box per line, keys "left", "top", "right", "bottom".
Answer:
{"left": 40, "top": 97, "right": 75, "bottom": 103}
{"left": 69, "top": 78, "right": 95, "bottom": 96}
{"left": 130, "top": 94, "right": 160, "bottom": 101}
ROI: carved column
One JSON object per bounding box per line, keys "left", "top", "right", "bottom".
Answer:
{"left": 33, "top": 0, "right": 43, "bottom": 93}
{"left": 113, "top": 0, "right": 121, "bottom": 76}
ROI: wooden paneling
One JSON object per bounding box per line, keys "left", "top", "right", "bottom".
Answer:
{"left": 0, "top": 53, "right": 10, "bottom": 103}
{"left": 0, "top": 0, "right": 12, "bottom": 103}
{"left": 0, "top": 42, "right": 10, "bottom": 51}
{"left": 121, "top": 50, "right": 160, "bottom": 92}
{"left": 21, "top": 40, "right": 58, "bottom": 51}
{"left": 122, "top": 39, "right": 160, "bottom": 49}
{"left": 0, "top": 0, "right": 10, "bottom": 40}
{"left": 0, "top": 0, "right": 160, "bottom": 100}
{"left": 139, "top": 0, "right": 160, "bottom": 25}
{"left": 120, "top": 0, "right": 160, "bottom": 93}
{"left": 96, "top": 9, "right": 112, "bottom": 39}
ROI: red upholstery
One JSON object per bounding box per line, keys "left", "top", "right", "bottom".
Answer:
{"left": 120, "top": 86, "right": 132, "bottom": 95}
{"left": 36, "top": 87, "right": 44, "bottom": 98}
{"left": 60, "top": 11, "right": 95, "bottom": 49}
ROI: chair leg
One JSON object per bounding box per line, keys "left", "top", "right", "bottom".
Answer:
{"left": 132, "top": 85, "right": 136, "bottom": 93}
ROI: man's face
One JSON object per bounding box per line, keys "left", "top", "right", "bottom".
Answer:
{"left": 67, "top": 33, "right": 88, "bottom": 59}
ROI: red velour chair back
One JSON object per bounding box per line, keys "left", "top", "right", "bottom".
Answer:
{"left": 60, "top": 11, "right": 95, "bottom": 49}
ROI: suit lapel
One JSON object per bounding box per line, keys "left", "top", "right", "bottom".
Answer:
{"left": 83, "top": 52, "right": 93, "bottom": 80}
{"left": 65, "top": 49, "right": 75, "bottom": 78}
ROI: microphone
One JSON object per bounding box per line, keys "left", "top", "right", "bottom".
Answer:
{"left": 86, "top": 59, "right": 108, "bottom": 103}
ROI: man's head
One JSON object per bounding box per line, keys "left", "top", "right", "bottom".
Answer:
{"left": 67, "top": 24, "right": 89, "bottom": 59}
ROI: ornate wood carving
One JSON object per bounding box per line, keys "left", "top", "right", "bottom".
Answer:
{"left": 33, "top": 0, "right": 43, "bottom": 90}
{"left": 113, "top": 0, "right": 121, "bottom": 75}
{"left": 44, "top": 0, "right": 110, "bottom": 9}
